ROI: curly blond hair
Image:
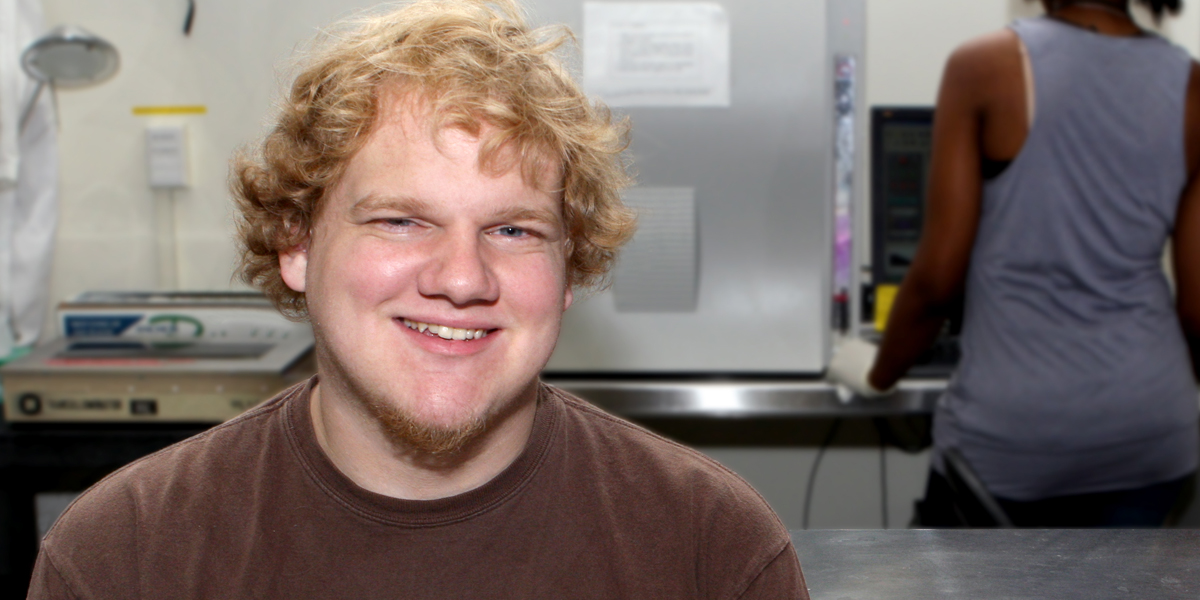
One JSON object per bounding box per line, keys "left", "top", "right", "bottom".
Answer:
{"left": 232, "top": 0, "right": 636, "bottom": 318}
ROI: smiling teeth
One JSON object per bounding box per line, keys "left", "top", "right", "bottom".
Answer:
{"left": 403, "top": 319, "right": 488, "bottom": 340}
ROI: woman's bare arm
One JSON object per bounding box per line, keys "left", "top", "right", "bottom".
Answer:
{"left": 1173, "top": 62, "right": 1200, "bottom": 382}
{"left": 865, "top": 33, "right": 1021, "bottom": 390}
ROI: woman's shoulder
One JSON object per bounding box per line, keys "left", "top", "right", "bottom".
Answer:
{"left": 939, "top": 28, "right": 1024, "bottom": 105}
{"left": 947, "top": 27, "right": 1022, "bottom": 75}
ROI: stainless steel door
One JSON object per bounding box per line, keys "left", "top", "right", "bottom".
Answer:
{"left": 539, "top": 0, "right": 864, "bottom": 374}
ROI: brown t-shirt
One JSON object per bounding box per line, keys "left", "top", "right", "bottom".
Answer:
{"left": 28, "top": 378, "right": 808, "bottom": 599}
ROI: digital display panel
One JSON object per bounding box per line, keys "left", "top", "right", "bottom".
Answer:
{"left": 871, "top": 108, "right": 934, "bottom": 284}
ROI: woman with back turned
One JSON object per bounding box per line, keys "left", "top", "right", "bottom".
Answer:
{"left": 835, "top": 0, "right": 1200, "bottom": 526}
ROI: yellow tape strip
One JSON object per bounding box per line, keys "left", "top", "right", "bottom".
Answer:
{"left": 132, "top": 105, "right": 207, "bottom": 116}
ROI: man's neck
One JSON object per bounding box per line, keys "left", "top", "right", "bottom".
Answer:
{"left": 308, "top": 381, "right": 539, "bottom": 500}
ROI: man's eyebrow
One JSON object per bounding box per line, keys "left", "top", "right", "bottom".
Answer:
{"left": 349, "top": 194, "right": 430, "bottom": 217}
{"left": 349, "top": 194, "right": 562, "bottom": 228}
{"left": 490, "top": 206, "right": 563, "bottom": 228}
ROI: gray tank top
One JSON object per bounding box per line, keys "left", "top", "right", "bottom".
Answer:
{"left": 934, "top": 17, "right": 1199, "bottom": 500}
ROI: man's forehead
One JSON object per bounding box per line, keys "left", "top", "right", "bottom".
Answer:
{"left": 371, "top": 84, "right": 564, "bottom": 191}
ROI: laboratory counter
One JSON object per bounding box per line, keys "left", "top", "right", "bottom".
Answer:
{"left": 0, "top": 376, "right": 946, "bottom": 473}
{"left": 792, "top": 528, "right": 1199, "bottom": 599}
{"left": 547, "top": 377, "right": 946, "bottom": 418}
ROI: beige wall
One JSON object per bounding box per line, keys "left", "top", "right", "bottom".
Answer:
{"left": 41, "top": 0, "right": 383, "bottom": 324}
{"left": 866, "top": 0, "right": 1008, "bottom": 106}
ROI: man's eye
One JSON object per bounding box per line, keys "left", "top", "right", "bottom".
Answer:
{"left": 496, "top": 226, "right": 526, "bottom": 237}
{"left": 383, "top": 218, "right": 416, "bottom": 227}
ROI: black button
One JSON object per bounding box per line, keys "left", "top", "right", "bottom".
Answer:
{"left": 130, "top": 399, "right": 158, "bottom": 416}
{"left": 17, "top": 394, "right": 42, "bottom": 415}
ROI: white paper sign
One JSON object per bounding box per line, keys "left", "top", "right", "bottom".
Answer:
{"left": 584, "top": 2, "right": 730, "bottom": 107}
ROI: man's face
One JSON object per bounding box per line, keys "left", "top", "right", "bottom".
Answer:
{"left": 279, "top": 93, "right": 572, "bottom": 453}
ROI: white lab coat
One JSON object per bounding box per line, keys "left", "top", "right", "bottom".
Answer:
{"left": 0, "top": 0, "right": 58, "bottom": 358}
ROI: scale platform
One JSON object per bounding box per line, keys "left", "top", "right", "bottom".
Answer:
{"left": 1, "top": 333, "right": 314, "bottom": 424}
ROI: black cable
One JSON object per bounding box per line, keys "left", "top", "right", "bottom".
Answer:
{"left": 802, "top": 418, "right": 842, "bottom": 529}
{"left": 873, "top": 418, "right": 892, "bottom": 528}
{"left": 184, "top": 0, "right": 196, "bottom": 35}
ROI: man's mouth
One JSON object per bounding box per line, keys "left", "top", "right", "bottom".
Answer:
{"left": 401, "top": 318, "right": 490, "bottom": 341}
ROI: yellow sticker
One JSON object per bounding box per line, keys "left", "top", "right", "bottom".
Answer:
{"left": 132, "top": 105, "right": 207, "bottom": 116}
{"left": 874, "top": 284, "right": 899, "bottom": 332}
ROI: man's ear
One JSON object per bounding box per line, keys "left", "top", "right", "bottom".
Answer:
{"left": 279, "top": 243, "right": 309, "bottom": 293}
{"left": 563, "top": 286, "right": 573, "bottom": 311}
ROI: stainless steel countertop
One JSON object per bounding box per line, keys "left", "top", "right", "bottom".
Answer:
{"left": 792, "top": 529, "right": 1200, "bottom": 599}
{"left": 544, "top": 379, "right": 946, "bottom": 418}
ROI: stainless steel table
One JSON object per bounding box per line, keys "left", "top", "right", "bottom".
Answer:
{"left": 547, "top": 379, "right": 946, "bottom": 418}
{"left": 792, "top": 529, "right": 1200, "bottom": 599}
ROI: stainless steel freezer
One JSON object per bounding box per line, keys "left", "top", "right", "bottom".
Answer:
{"left": 539, "top": 0, "right": 867, "bottom": 375}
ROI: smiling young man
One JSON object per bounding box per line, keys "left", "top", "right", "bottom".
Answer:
{"left": 287, "top": 97, "right": 577, "bottom": 501}
{"left": 27, "top": 1, "right": 807, "bottom": 598}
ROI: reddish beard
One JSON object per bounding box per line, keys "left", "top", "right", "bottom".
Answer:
{"left": 360, "top": 391, "right": 491, "bottom": 455}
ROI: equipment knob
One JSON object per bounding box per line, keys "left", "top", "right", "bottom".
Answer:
{"left": 17, "top": 393, "right": 42, "bottom": 415}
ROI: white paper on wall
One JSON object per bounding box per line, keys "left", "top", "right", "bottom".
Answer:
{"left": 583, "top": 2, "right": 730, "bottom": 107}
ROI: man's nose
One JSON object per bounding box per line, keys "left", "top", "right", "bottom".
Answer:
{"left": 417, "top": 232, "right": 501, "bottom": 306}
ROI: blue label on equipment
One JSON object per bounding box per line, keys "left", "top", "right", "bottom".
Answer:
{"left": 64, "top": 315, "right": 143, "bottom": 337}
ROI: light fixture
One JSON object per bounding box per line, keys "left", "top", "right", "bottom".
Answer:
{"left": 19, "top": 25, "right": 120, "bottom": 130}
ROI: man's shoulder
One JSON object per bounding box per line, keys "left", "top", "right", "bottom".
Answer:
{"left": 542, "top": 384, "right": 800, "bottom": 598}
{"left": 32, "top": 382, "right": 308, "bottom": 598}
{"left": 548, "top": 384, "right": 721, "bottom": 462}
{"left": 544, "top": 383, "right": 785, "bottom": 523}
{"left": 48, "top": 380, "right": 303, "bottom": 537}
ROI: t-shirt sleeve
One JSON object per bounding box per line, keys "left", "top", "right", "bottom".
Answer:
{"left": 26, "top": 479, "right": 143, "bottom": 600}
{"left": 689, "top": 470, "right": 809, "bottom": 600}
{"left": 26, "top": 547, "right": 79, "bottom": 600}
{"left": 735, "top": 541, "right": 810, "bottom": 600}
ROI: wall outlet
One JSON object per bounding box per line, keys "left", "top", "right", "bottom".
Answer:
{"left": 146, "top": 125, "right": 189, "bottom": 188}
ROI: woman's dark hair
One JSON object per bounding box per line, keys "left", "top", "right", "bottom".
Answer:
{"left": 1139, "top": 0, "right": 1183, "bottom": 19}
